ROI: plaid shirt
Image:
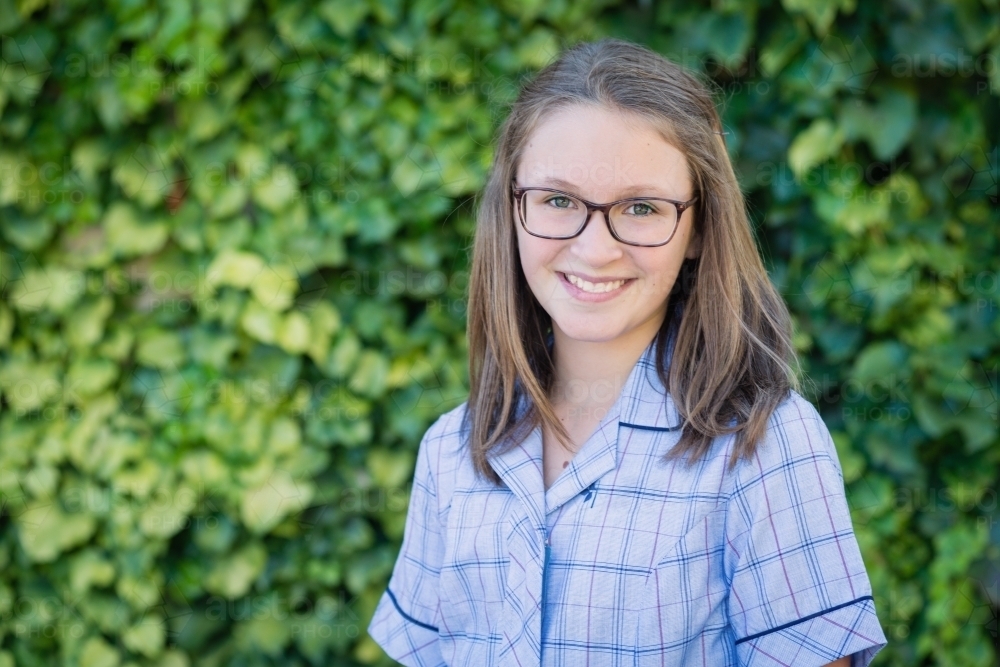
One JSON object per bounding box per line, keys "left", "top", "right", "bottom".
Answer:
{"left": 368, "top": 337, "right": 888, "bottom": 666}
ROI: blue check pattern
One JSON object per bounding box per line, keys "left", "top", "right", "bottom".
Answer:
{"left": 368, "top": 338, "right": 888, "bottom": 666}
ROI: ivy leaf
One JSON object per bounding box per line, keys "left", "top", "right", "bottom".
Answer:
{"left": 788, "top": 118, "right": 844, "bottom": 179}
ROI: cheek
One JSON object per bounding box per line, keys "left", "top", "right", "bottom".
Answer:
{"left": 516, "top": 230, "right": 555, "bottom": 282}
{"left": 637, "top": 250, "right": 683, "bottom": 294}
{"left": 515, "top": 232, "right": 544, "bottom": 305}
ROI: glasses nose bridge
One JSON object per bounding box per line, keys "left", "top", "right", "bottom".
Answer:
{"left": 580, "top": 199, "right": 615, "bottom": 238}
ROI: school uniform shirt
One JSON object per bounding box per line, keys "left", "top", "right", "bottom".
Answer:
{"left": 368, "top": 336, "right": 888, "bottom": 666}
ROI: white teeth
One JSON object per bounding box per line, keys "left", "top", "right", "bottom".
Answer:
{"left": 564, "top": 273, "right": 626, "bottom": 293}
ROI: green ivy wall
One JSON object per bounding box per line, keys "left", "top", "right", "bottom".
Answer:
{"left": 0, "top": 0, "right": 997, "bottom": 665}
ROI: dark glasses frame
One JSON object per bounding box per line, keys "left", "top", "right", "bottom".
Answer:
{"left": 511, "top": 184, "right": 697, "bottom": 248}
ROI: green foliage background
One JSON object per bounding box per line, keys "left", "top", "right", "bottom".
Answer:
{"left": 0, "top": 0, "right": 997, "bottom": 665}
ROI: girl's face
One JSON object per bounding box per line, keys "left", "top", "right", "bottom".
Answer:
{"left": 514, "top": 104, "right": 701, "bottom": 348}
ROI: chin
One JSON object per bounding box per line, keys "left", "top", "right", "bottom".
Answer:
{"left": 550, "top": 316, "right": 628, "bottom": 343}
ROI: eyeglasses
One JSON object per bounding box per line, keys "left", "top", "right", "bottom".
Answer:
{"left": 512, "top": 185, "right": 697, "bottom": 247}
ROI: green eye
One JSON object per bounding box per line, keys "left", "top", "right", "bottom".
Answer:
{"left": 627, "top": 202, "right": 655, "bottom": 216}
{"left": 547, "top": 196, "right": 573, "bottom": 208}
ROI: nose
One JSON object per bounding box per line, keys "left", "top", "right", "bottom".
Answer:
{"left": 569, "top": 207, "right": 624, "bottom": 265}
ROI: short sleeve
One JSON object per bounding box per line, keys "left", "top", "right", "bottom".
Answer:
{"left": 368, "top": 422, "right": 446, "bottom": 667}
{"left": 724, "top": 398, "right": 888, "bottom": 667}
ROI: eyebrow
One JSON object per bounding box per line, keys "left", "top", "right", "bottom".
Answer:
{"left": 532, "top": 177, "right": 684, "bottom": 200}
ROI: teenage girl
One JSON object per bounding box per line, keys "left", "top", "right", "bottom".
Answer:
{"left": 369, "top": 38, "right": 887, "bottom": 667}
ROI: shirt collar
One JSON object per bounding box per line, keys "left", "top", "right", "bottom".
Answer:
{"left": 487, "top": 330, "right": 682, "bottom": 527}
{"left": 617, "top": 330, "right": 683, "bottom": 431}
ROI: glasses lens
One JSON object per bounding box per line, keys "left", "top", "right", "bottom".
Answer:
{"left": 519, "top": 189, "right": 680, "bottom": 245}
{"left": 521, "top": 190, "right": 587, "bottom": 238}
{"left": 610, "top": 199, "right": 678, "bottom": 245}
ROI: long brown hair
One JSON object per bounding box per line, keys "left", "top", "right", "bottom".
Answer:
{"left": 463, "top": 38, "right": 800, "bottom": 486}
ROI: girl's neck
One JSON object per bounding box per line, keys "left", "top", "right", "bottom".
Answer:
{"left": 548, "top": 319, "right": 662, "bottom": 410}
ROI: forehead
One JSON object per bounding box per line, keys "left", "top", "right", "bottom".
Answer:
{"left": 516, "top": 104, "right": 691, "bottom": 200}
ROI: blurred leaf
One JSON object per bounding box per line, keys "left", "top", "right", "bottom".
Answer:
{"left": 788, "top": 118, "right": 844, "bottom": 179}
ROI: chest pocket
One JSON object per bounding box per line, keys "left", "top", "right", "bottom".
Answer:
{"left": 439, "top": 481, "right": 517, "bottom": 642}
{"left": 633, "top": 505, "right": 735, "bottom": 666}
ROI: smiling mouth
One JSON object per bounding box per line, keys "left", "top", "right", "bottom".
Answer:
{"left": 560, "top": 272, "right": 634, "bottom": 294}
